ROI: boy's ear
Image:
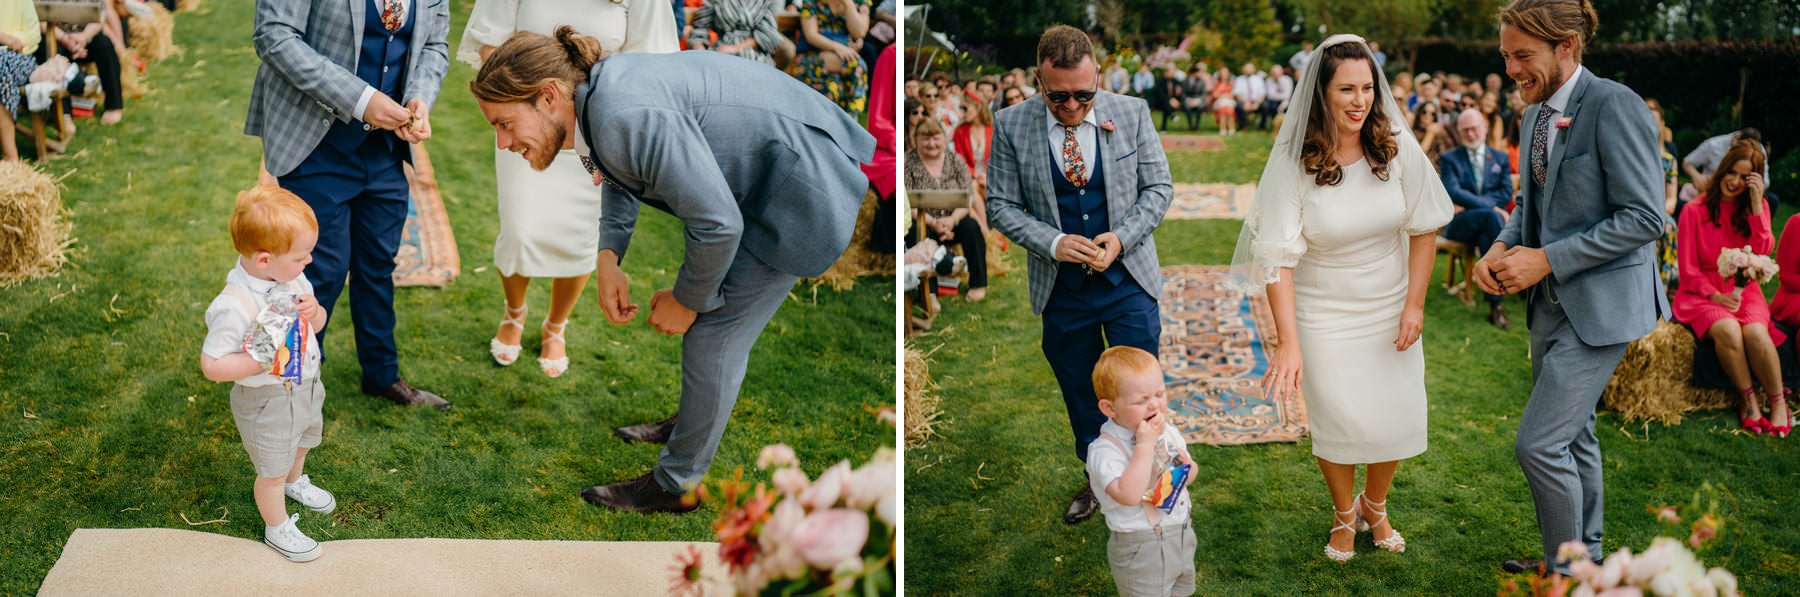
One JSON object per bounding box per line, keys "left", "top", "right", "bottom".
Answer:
{"left": 252, "top": 250, "right": 274, "bottom": 266}
{"left": 1096, "top": 397, "right": 1116, "bottom": 419}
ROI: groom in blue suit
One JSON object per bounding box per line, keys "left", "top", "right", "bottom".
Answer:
{"left": 986, "top": 25, "right": 1174, "bottom": 524}
{"left": 246, "top": 0, "right": 452, "bottom": 409}
{"left": 1439, "top": 108, "right": 1515, "bottom": 329}
{"left": 1479, "top": 0, "right": 1669, "bottom": 575}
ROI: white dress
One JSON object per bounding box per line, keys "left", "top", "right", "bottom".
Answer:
{"left": 1279, "top": 151, "right": 1453, "bottom": 464}
{"left": 458, "top": 0, "right": 679, "bottom": 277}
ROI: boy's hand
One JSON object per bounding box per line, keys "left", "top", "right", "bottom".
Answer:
{"left": 1134, "top": 410, "right": 1163, "bottom": 446}
{"left": 294, "top": 295, "right": 323, "bottom": 324}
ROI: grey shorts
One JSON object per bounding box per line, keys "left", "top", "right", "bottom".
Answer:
{"left": 1107, "top": 522, "right": 1197, "bottom": 597}
{"left": 229, "top": 379, "right": 324, "bottom": 478}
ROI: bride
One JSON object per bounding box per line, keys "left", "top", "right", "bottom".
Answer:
{"left": 1229, "top": 34, "right": 1454, "bottom": 562}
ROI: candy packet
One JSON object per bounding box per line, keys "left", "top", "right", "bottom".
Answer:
{"left": 243, "top": 293, "right": 307, "bottom": 385}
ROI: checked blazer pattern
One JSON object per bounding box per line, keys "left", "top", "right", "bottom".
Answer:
{"left": 986, "top": 91, "right": 1175, "bottom": 314}
{"left": 246, "top": 0, "right": 451, "bottom": 177}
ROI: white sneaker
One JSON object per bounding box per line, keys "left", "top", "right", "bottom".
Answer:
{"left": 264, "top": 514, "right": 322, "bottom": 563}
{"left": 284, "top": 474, "right": 337, "bottom": 514}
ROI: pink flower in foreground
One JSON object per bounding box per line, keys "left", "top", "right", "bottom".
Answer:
{"left": 844, "top": 456, "right": 896, "bottom": 510}
{"left": 790, "top": 508, "right": 870, "bottom": 570}
{"left": 1653, "top": 506, "right": 1680, "bottom": 524}
{"left": 802, "top": 461, "right": 852, "bottom": 509}
{"left": 876, "top": 490, "right": 897, "bottom": 527}
{"left": 1558, "top": 540, "right": 1592, "bottom": 563}
{"left": 668, "top": 544, "right": 706, "bottom": 597}
{"left": 757, "top": 444, "right": 798, "bottom": 470}
{"left": 1596, "top": 588, "right": 1643, "bottom": 597}
{"left": 1706, "top": 567, "right": 1738, "bottom": 597}
{"left": 772, "top": 466, "right": 810, "bottom": 497}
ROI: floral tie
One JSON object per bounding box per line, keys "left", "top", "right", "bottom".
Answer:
{"left": 1530, "top": 105, "right": 1555, "bottom": 187}
{"left": 1061, "top": 124, "right": 1086, "bottom": 187}
{"left": 380, "top": 0, "right": 404, "bottom": 32}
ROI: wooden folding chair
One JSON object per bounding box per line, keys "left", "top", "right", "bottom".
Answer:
{"left": 907, "top": 189, "right": 968, "bottom": 335}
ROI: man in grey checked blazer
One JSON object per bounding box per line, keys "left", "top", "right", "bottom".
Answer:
{"left": 246, "top": 0, "right": 453, "bottom": 409}
{"left": 986, "top": 25, "right": 1173, "bottom": 525}
{"left": 1478, "top": 0, "right": 1668, "bottom": 575}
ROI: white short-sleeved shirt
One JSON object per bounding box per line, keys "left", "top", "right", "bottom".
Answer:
{"left": 202, "top": 260, "right": 321, "bottom": 387}
{"left": 1087, "top": 419, "right": 1195, "bottom": 532}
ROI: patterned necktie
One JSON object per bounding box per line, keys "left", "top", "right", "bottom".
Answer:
{"left": 579, "top": 155, "right": 606, "bottom": 186}
{"left": 1530, "top": 106, "right": 1555, "bottom": 187}
{"left": 380, "top": 0, "right": 404, "bottom": 32}
{"left": 1061, "top": 124, "right": 1086, "bottom": 187}
{"left": 1472, "top": 150, "right": 1484, "bottom": 189}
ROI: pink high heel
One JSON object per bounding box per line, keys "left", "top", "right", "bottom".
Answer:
{"left": 1738, "top": 387, "right": 1770, "bottom": 433}
{"left": 1770, "top": 389, "right": 1792, "bottom": 438}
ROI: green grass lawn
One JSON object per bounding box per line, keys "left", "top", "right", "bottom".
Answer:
{"left": 0, "top": 3, "right": 893, "bottom": 592}
{"left": 905, "top": 138, "right": 1799, "bottom": 593}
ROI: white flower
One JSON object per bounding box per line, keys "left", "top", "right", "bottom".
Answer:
{"left": 802, "top": 461, "right": 852, "bottom": 509}
{"left": 1706, "top": 568, "right": 1738, "bottom": 597}
{"left": 1627, "top": 541, "right": 1673, "bottom": 585}
{"left": 844, "top": 458, "right": 896, "bottom": 510}
{"left": 757, "top": 444, "right": 798, "bottom": 470}
{"left": 1649, "top": 570, "right": 1683, "bottom": 596}
{"left": 876, "top": 489, "right": 897, "bottom": 527}
{"left": 1597, "top": 551, "right": 1630, "bottom": 589}
{"left": 1573, "top": 585, "right": 1597, "bottom": 597}
{"left": 773, "top": 467, "right": 811, "bottom": 497}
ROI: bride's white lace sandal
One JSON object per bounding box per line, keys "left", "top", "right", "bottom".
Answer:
{"left": 1357, "top": 492, "right": 1406, "bottom": 553}
{"left": 490, "top": 304, "right": 527, "bottom": 366}
{"left": 538, "top": 318, "right": 570, "bottom": 378}
{"left": 1325, "top": 507, "right": 1358, "bottom": 562}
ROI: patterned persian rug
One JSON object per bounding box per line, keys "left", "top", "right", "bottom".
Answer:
{"left": 1159, "top": 134, "right": 1226, "bottom": 152}
{"left": 1160, "top": 265, "right": 1309, "bottom": 446}
{"left": 1165, "top": 183, "right": 1258, "bottom": 220}
{"left": 394, "top": 143, "right": 459, "bottom": 287}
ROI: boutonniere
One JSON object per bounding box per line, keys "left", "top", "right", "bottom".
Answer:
{"left": 1555, "top": 116, "right": 1573, "bottom": 129}
{"left": 1100, "top": 120, "right": 1116, "bottom": 133}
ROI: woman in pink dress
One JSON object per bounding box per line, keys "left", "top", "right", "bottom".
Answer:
{"left": 1672, "top": 140, "right": 1789, "bottom": 436}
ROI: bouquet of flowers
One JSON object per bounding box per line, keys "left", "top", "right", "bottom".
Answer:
{"left": 672, "top": 407, "right": 896, "bottom": 596}
{"left": 1500, "top": 483, "right": 1739, "bottom": 597}
{"left": 1716, "top": 246, "right": 1779, "bottom": 298}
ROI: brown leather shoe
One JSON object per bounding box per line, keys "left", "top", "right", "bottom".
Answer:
{"left": 612, "top": 415, "right": 678, "bottom": 444}
{"left": 1063, "top": 485, "right": 1098, "bottom": 525}
{"left": 1501, "top": 558, "right": 1545, "bottom": 575}
{"left": 1489, "top": 303, "right": 1512, "bottom": 331}
{"left": 361, "top": 379, "right": 451, "bottom": 411}
{"left": 580, "top": 472, "right": 699, "bottom": 513}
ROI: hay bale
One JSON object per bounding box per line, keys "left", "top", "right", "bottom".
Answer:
{"left": 128, "top": 2, "right": 179, "bottom": 62}
{"left": 903, "top": 346, "right": 942, "bottom": 448}
{"left": 809, "top": 190, "right": 895, "bottom": 291}
{"left": 0, "top": 162, "right": 72, "bottom": 288}
{"left": 118, "top": 53, "right": 146, "bottom": 100}
{"left": 175, "top": 0, "right": 201, "bottom": 12}
{"left": 1602, "top": 320, "right": 1734, "bottom": 424}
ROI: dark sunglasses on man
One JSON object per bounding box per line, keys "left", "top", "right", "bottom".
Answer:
{"left": 1037, "top": 75, "right": 1100, "bottom": 105}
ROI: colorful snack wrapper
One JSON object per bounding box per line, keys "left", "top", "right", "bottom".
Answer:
{"left": 1146, "top": 457, "right": 1192, "bottom": 514}
{"left": 242, "top": 293, "right": 307, "bottom": 385}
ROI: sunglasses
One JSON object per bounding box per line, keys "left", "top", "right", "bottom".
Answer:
{"left": 1044, "top": 89, "right": 1097, "bottom": 104}
{"left": 923, "top": 93, "right": 938, "bottom": 99}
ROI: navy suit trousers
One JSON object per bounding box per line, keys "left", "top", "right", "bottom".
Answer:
{"left": 279, "top": 136, "right": 411, "bottom": 389}
{"left": 1041, "top": 276, "right": 1161, "bottom": 463}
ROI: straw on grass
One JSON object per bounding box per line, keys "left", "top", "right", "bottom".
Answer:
{"left": 904, "top": 345, "right": 942, "bottom": 448}
{"left": 1601, "top": 320, "right": 1734, "bottom": 424}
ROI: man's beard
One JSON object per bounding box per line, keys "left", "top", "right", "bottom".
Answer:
{"left": 1523, "top": 63, "right": 1564, "bottom": 105}
{"left": 527, "top": 119, "right": 568, "bottom": 172}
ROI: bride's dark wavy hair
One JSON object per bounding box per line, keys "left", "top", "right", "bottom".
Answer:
{"left": 1300, "top": 42, "right": 1397, "bottom": 186}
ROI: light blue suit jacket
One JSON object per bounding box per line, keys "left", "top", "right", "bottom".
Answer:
{"left": 1496, "top": 71, "right": 1669, "bottom": 346}
{"left": 246, "top": 0, "right": 451, "bottom": 177}
{"left": 985, "top": 91, "right": 1174, "bottom": 315}
{"left": 577, "top": 52, "right": 876, "bottom": 314}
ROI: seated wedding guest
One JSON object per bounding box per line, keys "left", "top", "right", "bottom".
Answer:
{"left": 952, "top": 90, "right": 992, "bottom": 227}
{"left": 1439, "top": 109, "right": 1514, "bottom": 329}
{"left": 40, "top": 8, "right": 125, "bottom": 125}
{"left": 1155, "top": 67, "right": 1183, "bottom": 130}
{"left": 1181, "top": 64, "right": 1209, "bottom": 131}
{"left": 1644, "top": 99, "right": 1679, "bottom": 215}
{"left": 795, "top": 0, "right": 869, "bottom": 117}
{"left": 904, "top": 96, "right": 925, "bottom": 150}
{"left": 999, "top": 85, "right": 1026, "bottom": 109}
{"left": 905, "top": 117, "right": 986, "bottom": 301}
{"left": 1673, "top": 141, "right": 1789, "bottom": 436}
{"left": 687, "top": 0, "right": 787, "bottom": 66}
{"left": 0, "top": 0, "right": 37, "bottom": 162}
{"left": 1683, "top": 128, "right": 1769, "bottom": 203}
{"left": 1085, "top": 346, "right": 1196, "bottom": 597}
{"left": 1411, "top": 100, "right": 1449, "bottom": 165}
{"left": 1771, "top": 212, "right": 1800, "bottom": 337}
{"left": 1210, "top": 68, "right": 1236, "bottom": 136}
